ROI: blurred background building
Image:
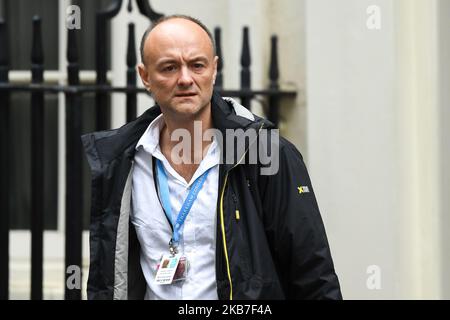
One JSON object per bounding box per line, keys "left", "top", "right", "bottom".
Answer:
{"left": 0, "top": 0, "right": 449, "bottom": 299}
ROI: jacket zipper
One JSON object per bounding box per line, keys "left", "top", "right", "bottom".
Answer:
{"left": 219, "top": 123, "right": 265, "bottom": 300}
{"left": 219, "top": 172, "right": 233, "bottom": 300}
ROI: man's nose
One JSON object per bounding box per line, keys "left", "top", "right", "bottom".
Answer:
{"left": 177, "top": 66, "right": 194, "bottom": 87}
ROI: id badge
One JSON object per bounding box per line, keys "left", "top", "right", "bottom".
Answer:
{"left": 154, "top": 254, "right": 189, "bottom": 285}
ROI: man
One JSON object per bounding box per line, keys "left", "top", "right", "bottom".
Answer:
{"left": 82, "top": 15, "right": 342, "bottom": 300}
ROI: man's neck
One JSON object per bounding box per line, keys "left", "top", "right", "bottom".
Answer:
{"left": 160, "top": 104, "right": 214, "bottom": 168}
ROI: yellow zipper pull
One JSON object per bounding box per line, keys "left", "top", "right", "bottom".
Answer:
{"left": 235, "top": 210, "right": 240, "bottom": 220}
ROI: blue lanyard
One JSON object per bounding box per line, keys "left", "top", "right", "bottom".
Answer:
{"left": 155, "top": 158, "right": 211, "bottom": 252}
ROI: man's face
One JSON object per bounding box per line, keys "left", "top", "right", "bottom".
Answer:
{"left": 138, "top": 18, "right": 218, "bottom": 119}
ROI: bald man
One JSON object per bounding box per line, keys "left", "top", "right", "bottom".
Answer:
{"left": 82, "top": 15, "right": 342, "bottom": 300}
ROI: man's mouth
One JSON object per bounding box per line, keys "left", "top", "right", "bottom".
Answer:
{"left": 175, "top": 92, "right": 197, "bottom": 97}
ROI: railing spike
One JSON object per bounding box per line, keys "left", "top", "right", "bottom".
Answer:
{"left": 269, "top": 35, "right": 279, "bottom": 89}
{"left": 31, "top": 16, "right": 43, "bottom": 65}
{"left": 240, "top": 26, "right": 251, "bottom": 109}
{"left": 30, "top": 14, "right": 45, "bottom": 300}
{"left": 65, "top": 20, "right": 82, "bottom": 301}
{"left": 214, "top": 27, "right": 223, "bottom": 89}
{"left": 126, "top": 23, "right": 137, "bottom": 121}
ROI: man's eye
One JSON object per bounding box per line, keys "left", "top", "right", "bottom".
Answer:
{"left": 193, "top": 63, "right": 205, "bottom": 70}
{"left": 163, "top": 65, "right": 176, "bottom": 72}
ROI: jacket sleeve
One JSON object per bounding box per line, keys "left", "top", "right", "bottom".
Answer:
{"left": 259, "top": 138, "right": 342, "bottom": 299}
{"left": 81, "top": 133, "right": 111, "bottom": 299}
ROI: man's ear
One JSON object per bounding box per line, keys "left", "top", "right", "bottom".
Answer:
{"left": 137, "top": 63, "right": 151, "bottom": 91}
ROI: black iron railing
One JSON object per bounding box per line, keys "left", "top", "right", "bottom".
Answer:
{"left": 0, "top": 0, "right": 296, "bottom": 300}
{"left": 30, "top": 16, "right": 45, "bottom": 301}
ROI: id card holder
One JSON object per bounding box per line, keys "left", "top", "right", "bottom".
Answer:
{"left": 154, "top": 254, "right": 189, "bottom": 285}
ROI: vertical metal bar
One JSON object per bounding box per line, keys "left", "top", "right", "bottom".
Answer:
{"left": 240, "top": 26, "right": 251, "bottom": 109}
{"left": 95, "top": 15, "right": 109, "bottom": 130}
{"left": 126, "top": 22, "right": 136, "bottom": 122}
{"left": 95, "top": 0, "right": 123, "bottom": 130}
{"left": 268, "top": 35, "right": 280, "bottom": 127}
{"left": 30, "top": 15, "right": 44, "bottom": 300}
{"left": 214, "top": 27, "right": 223, "bottom": 89}
{"left": 0, "top": 17, "right": 10, "bottom": 301}
{"left": 65, "top": 27, "right": 82, "bottom": 300}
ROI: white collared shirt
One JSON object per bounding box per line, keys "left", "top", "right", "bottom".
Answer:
{"left": 131, "top": 114, "right": 220, "bottom": 300}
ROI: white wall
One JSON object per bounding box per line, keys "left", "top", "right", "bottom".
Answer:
{"left": 305, "top": 0, "right": 446, "bottom": 299}
{"left": 306, "top": 0, "right": 398, "bottom": 299}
